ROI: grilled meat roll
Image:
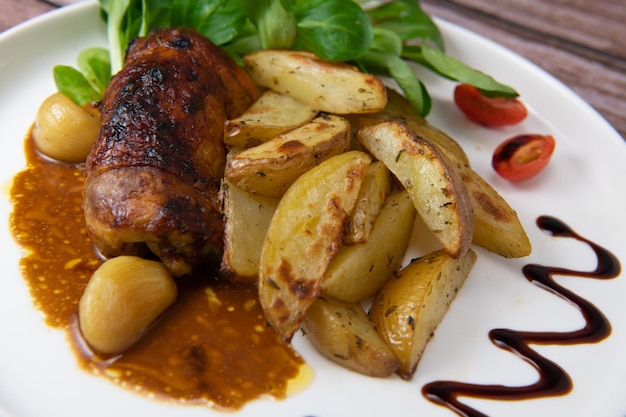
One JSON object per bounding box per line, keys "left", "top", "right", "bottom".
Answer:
{"left": 84, "top": 27, "right": 259, "bottom": 276}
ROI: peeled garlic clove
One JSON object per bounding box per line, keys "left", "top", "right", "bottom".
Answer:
{"left": 78, "top": 256, "right": 177, "bottom": 355}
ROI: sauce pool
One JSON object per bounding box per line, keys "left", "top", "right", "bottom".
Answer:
{"left": 9, "top": 133, "right": 307, "bottom": 410}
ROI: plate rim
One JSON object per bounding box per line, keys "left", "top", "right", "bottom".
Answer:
{"left": 1, "top": 2, "right": 625, "bottom": 417}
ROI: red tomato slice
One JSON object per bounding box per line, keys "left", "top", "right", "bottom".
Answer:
{"left": 492, "top": 134, "right": 556, "bottom": 181}
{"left": 454, "top": 84, "right": 527, "bottom": 127}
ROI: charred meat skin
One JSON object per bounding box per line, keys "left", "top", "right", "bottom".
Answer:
{"left": 84, "top": 27, "right": 258, "bottom": 276}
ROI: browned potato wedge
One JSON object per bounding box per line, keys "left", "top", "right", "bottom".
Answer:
{"left": 302, "top": 295, "right": 399, "bottom": 378}
{"left": 372, "top": 88, "right": 424, "bottom": 123}
{"left": 349, "top": 89, "right": 470, "bottom": 167}
{"left": 225, "top": 114, "right": 350, "bottom": 198}
{"left": 224, "top": 90, "right": 318, "bottom": 148}
{"left": 220, "top": 179, "right": 279, "bottom": 283}
{"left": 461, "top": 168, "right": 531, "bottom": 257}
{"left": 343, "top": 161, "right": 392, "bottom": 245}
{"left": 370, "top": 248, "right": 477, "bottom": 380}
{"left": 356, "top": 120, "right": 473, "bottom": 259}
{"left": 322, "top": 190, "right": 416, "bottom": 302}
{"left": 259, "top": 151, "right": 372, "bottom": 341}
{"left": 353, "top": 92, "right": 529, "bottom": 258}
{"left": 404, "top": 120, "right": 471, "bottom": 170}
{"left": 243, "top": 50, "right": 387, "bottom": 114}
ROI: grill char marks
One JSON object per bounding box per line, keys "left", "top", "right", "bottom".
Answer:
{"left": 84, "top": 27, "right": 259, "bottom": 276}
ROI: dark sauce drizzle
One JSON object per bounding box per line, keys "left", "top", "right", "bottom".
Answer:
{"left": 422, "top": 215, "right": 622, "bottom": 417}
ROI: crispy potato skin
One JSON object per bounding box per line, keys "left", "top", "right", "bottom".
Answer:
{"left": 224, "top": 90, "right": 319, "bottom": 148}
{"left": 302, "top": 295, "right": 399, "bottom": 377}
{"left": 225, "top": 114, "right": 350, "bottom": 198}
{"left": 370, "top": 248, "right": 477, "bottom": 380}
{"left": 461, "top": 168, "right": 531, "bottom": 257}
{"left": 348, "top": 88, "right": 471, "bottom": 167}
{"left": 84, "top": 27, "right": 258, "bottom": 276}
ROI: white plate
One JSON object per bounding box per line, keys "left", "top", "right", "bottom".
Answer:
{"left": 1, "top": 2, "right": 625, "bottom": 417}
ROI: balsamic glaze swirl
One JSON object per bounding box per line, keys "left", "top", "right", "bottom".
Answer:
{"left": 422, "top": 216, "right": 622, "bottom": 417}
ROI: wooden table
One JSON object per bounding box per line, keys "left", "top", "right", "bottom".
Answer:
{"left": 2, "top": 0, "right": 624, "bottom": 140}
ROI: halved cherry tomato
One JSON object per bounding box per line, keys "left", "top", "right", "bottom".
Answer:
{"left": 454, "top": 83, "right": 527, "bottom": 127}
{"left": 492, "top": 134, "right": 556, "bottom": 181}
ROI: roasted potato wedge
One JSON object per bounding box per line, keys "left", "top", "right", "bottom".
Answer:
{"left": 302, "top": 295, "right": 399, "bottom": 378}
{"left": 243, "top": 50, "right": 387, "bottom": 114}
{"left": 461, "top": 167, "right": 531, "bottom": 257}
{"left": 224, "top": 90, "right": 318, "bottom": 148}
{"left": 220, "top": 179, "right": 279, "bottom": 283}
{"left": 404, "top": 120, "right": 471, "bottom": 170}
{"left": 349, "top": 89, "right": 470, "bottom": 167}
{"left": 354, "top": 92, "right": 529, "bottom": 258}
{"left": 356, "top": 120, "right": 473, "bottom": 259}
{"left": 259, "top": 151, "right": 372, "bottom": 341}
{"left": 322, "top": 190, "right": 416, "bottom": 302}
{"left": 225, "top": 114, "right": 350, "bottom": 198}
{"left": 370, "top": 248, "right": 477, "bottom": 380}
{"left": 343, "top": 161, "right": 392, "bottom": 245}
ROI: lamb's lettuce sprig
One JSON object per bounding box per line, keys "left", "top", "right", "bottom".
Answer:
{"left": 53, "top": 47, "right": 111, "bottom": 106}
{"left": 54, "top": 0, "right": 517, "bottom": 116}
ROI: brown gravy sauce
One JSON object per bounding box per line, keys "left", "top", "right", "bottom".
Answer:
{"left": 422, "top": 215, "right": 621, "bottom": 416}
{"left": 9, "top": 133, "right": 306, "bottom": 411}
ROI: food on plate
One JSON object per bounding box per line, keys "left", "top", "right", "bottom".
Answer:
{"left": 492, "top": 133, "right": 556, "bottom": 181}
{"left": 301, "top": 294, "right": 400, "bottom": 378}
{"left": 224, "top": 114, "right": 350, "bottom": 198}
{"left": 78, "top": 256, "right": 177, "bottom": 355}
{"left": 356, "top": 120, "right": 474, "bottom": 259}
{"left": 321, "top": 190, "right": 416, "bottom": 303}
{"left": 243, "top": 50, "right": 387, "bottom": 114}
{"left": 220, "top": 178, "right": 279, "bottom": 283}
{"left": 352, "top": 89, "right": 530, "bottom": 258}
{"left": 21, "top": 35, "right": 532, "bottom": 391}
{"left": 33, "top": 92, "right": 101, "bottom": 162}
{"left": 83, "top": 27, "right": 259, "bottom": 277}
{"left": 454, "top": 83, "right": 528, "bottom": 127}
{"left": 370, "top": 248, "right": 477, "bottom": 380}
{"left": 343, "top": 161, "right": 393, "bottom": 246}
{"left": 10, "top": 140, "right": 305, "bottom": 408}
{"left": 460, "top": 168, "right": 532, "bottom": 257}
{"left": 258, "top": 151, "right": 371, "bottom": 342}
{"left": 350, "top": 88, "right": 471, "bottom": 167}
{"left": 11, "top": 0, "right": 541, "bottom": 406}
{"left": 224, "top": 90, "right": 319, "bottom": 148}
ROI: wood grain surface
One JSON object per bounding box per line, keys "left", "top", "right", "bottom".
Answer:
{"left": 1, "top": 0, "right": 624, "bottom": 140}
